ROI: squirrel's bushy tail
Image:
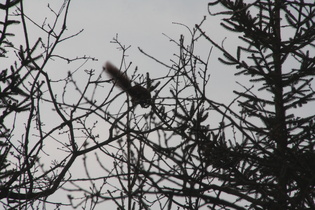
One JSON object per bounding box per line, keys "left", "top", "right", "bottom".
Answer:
{"left": 103, "top": 62, "right": 132, "bottom": 91}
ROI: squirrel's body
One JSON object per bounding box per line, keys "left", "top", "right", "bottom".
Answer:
{"left": 104, "top": 62, "right": 151, "bottom": 108}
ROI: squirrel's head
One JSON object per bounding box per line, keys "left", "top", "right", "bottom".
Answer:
{"left": 129, "top": 84, "right": 151, "bottom": 108}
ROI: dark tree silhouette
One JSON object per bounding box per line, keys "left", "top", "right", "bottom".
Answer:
{"left": 97, "top": 0, "right": 314, "bottom": 209}
{"left": 1, "top": 0, "right": 314, "bottom": 209}
{"left": 0, "top": 0, "right": 96, "bottom": 208}
{"left": 192, "top": 1, "right": 315, "bottom": 208}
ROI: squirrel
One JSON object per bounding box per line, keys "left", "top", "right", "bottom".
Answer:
{"left": 103, "top": 61, "right": 151, "bottom": 108}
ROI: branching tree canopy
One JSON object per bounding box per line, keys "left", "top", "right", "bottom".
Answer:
{"left": 1, "top": 0, "right": 314, "bottom": 209}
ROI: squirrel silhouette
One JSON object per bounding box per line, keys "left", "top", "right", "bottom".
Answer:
{"left": 103, "top": 62, "right": 151, "bottom": 108}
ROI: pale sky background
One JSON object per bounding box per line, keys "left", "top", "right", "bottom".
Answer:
{"left": 3, "top": 0, "right": 314, "bottom": 209}
{"left": 20, "top": 0, "right": 240, "bottom": 104}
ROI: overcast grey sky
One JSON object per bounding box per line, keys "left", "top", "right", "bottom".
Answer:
{"left": 18, "top": 0, "right": 243, "bottom": 108}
